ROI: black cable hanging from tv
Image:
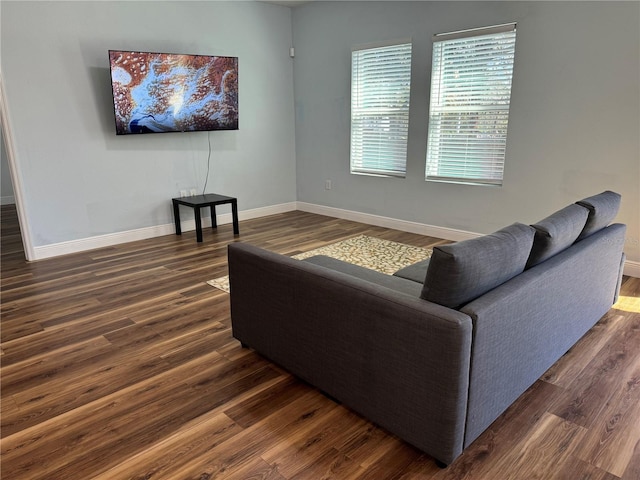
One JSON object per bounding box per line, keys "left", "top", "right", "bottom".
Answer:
{"left": 202, "top": 131, "right": 212, "bottom": 195}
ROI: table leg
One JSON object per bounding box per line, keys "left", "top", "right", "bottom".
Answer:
{"left": 210, "top": 205, "right": 218, "bottom": 229}
{"left": 231, "top": 200, "right": 239, "bottom": 235}
{"left": 195, "top": 207, "right": 203, "bottom": 242}
{"left": 173, "top": 201, "right": 182, "bottom": 235}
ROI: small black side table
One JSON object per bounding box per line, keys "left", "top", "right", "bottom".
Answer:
{"left": 172, "top": 194, "right": 239, "bottom": 242}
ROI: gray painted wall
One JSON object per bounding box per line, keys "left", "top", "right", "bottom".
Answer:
{"left": 292, "top": 1, "right": 640, "bottom": 263}
{"left": 1, "top": 1, "right": 296, "bottom": 246}
{"left": 1, "top": 125, "right": 15, "bottom": 205}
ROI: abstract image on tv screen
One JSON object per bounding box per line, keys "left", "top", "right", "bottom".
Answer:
{"left": 109, "top": 51, "right": 238, "bottom": 135}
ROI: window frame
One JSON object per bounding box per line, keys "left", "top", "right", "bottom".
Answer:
{"left": 425, "top": 23, "right": 517, "bottom": 186}
{"left": 350, "top": 39, "right": 413, "bottom": 178}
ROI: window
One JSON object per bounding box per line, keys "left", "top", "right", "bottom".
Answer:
{"left": 350, "top": 41, "right": 412, "bottom": 177}
{"left": 426, "top": 24, "right": 517, "bottom": 186}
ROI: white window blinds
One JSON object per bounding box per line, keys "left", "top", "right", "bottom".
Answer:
{"left": 351, "top": 42, "right": 412, "bottom": 177}
{"left": 426, "top": 24, "right": 516, "bottom": 185}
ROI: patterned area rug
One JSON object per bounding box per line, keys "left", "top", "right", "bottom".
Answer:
{"left": 207, "top": 234, "right": 432, "bottom": 293}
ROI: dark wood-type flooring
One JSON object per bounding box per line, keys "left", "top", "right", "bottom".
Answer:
{"left": 1, "top": 204, "right": 639, "bottom": 479}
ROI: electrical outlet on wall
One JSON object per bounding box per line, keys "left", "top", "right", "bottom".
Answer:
{"left": 180, "top": 190, "right": 187, "bottom": 197}
{"left": 190, "top": 189, "right": 197, "bottom": 196}
{"left": 325, "top": 180, "right": 332, "bottom": 190}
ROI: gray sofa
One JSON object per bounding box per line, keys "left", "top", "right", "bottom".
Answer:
{"left": 227, "top": 191, "right": 626, "bottom": 466}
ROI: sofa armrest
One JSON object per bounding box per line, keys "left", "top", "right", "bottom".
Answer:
{"left": 228, "top": 242, "right": 473, "bottom": 465}
{"left": 302, "top": 254, "right": 423, "bottom": 296}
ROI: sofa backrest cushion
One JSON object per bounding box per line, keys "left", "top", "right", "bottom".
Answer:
{"left": 525, "top": 203, "right": 589, "bottom": 269}
{"left": 576, "top": 190, "right": 621, "bottom": 240}
{"left": 421, "top": 223, "right": 535, "bottom": 309}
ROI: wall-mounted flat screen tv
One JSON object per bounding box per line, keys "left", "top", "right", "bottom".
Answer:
{"left": 108, "top": 50, "right": 238, "bottom": 135}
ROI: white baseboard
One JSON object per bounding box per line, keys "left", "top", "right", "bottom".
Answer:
{"left": 31, "top": 201, "right": 297, "bottom": 260}
{"left": 624, "top": 261, "right": 640, "bottom": 278}
{"left": 33, "top": 224, "right": 175, "bottom": 260}
{"left": 1, "top": 196, "right": 15, "bottom": 205}
{"left": 296, "top": 202, "right": 480, "bottom": 242}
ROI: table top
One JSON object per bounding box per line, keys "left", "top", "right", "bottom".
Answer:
{"left": 172, "top": 193, "right": 236, "bottom": 206}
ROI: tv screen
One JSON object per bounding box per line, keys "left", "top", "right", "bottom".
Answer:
{"left": 108, "top": 50, "right": 238, "bottom": 135}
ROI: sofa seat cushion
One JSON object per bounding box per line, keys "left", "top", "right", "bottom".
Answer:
{"left": 393, "top": 258, "right": 430, "bottom": 284}
{"left": 576, "top": 190, "right": 621, "bottom": 240}
{"left": 421, "top": 223, "right": 535, "bottom": 309}
{"left": 302, "top": 255, "right": 424, "bottom": 297}
{"left": 525, "top": 203, "right": 589, "bottom": 268}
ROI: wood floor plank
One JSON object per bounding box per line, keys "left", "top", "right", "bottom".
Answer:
{"left": 165, "top": 390, "right": 342, "bottom": 479}
{"left": 224, "top": 376, "right": 311, "bottom": 429}
{"left": 91, "top": 412, "right": 243, "bottom": 480}
{"left": 1, "top": 316, "right": 134, "bottom": 366}
{"left": 621, "top": 437, "right": 640, "bottom": 480}
{"left": 289, "top": 447, "right": 363, "bottom": 479}
{"left": 338, "top": 423, "right": 405, "bottom": 470}
{"left": 549, "top": 314, "right": 640, "bottom": 429}
{"left": 220, "top": 456, "right": 289, "bottom": 480}
{"left": 1, "top": 351, "right": 280, "bottom": 479}
{"left": 90, "top": 374, "right": 290, "bottom": 480}
{"left": 467, "top": 412, "right": 587, "bottom": 480}
{"left": 346, "top": 439, "right": 426, "bottom": 480}
{"left": 1, "top": 204, "right": 639, "bottom": 479}
{"left": 570, "top": 321, "right": 640, "bottom": 476}
{"left": 260, "top": 407, "right": 368, "bottom": 478}
{"left": 0, "top": 335, "right": 114, "bottom": 396}
{"left": 3, "top": 343, "right": 173, "bottom": 437}
{"left": 552, "top": 455, "right": 621, "bottom": 480}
